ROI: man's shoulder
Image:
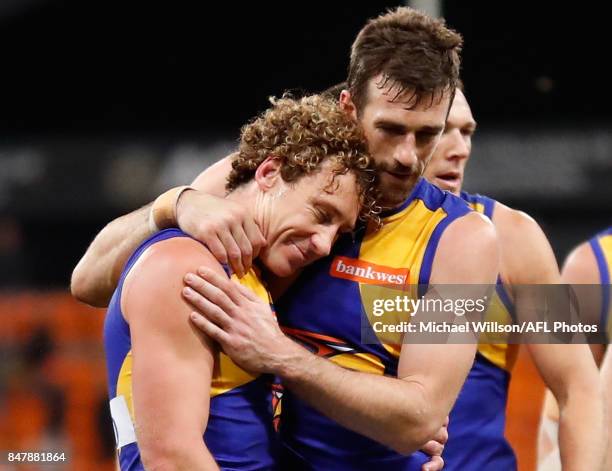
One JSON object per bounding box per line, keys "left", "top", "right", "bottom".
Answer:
{"left": 461, "top": 193, "right": 541, "bottom": 245}
{"left": 478, "top": 198, "right": 560, "bottom": 283}
{"left": 430, "top": 210, "right": 498, "bottom": 284}
{"left": 487, "top": 201, "right": 553, "bottom": 262}
{"left": 124, "top": 229, "right": 204, "bottom": 281}
{"left": 459, "top": 191, "right": 496, "bottom": 219}
{"left": 122, "top": 233, "right": 220, "bottom": 317}
{"left": 442, "top": 209, "right": 496, "bottom": 243}
{"left": 561, "top": 239, "right": 600, "bottom": 284}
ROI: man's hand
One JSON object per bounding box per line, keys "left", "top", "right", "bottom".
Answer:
{"left": 177, "top": 191, "right": 267, "bottom": 277}
{"left": 183, "top": 267, "right": 298, "bottom": 374}
{"left": 419, "top": 417, "right": 448, "bottom": 471}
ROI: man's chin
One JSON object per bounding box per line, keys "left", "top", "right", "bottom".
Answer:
{"left": 433, "top": 177, "right": 461, "bottom": 195}
{"left": 379, "top": 184, "right": 414, "bottom": 208}
{"left": 379, "top": 174, "right": 419, "bottom": 202}
{"left": 379, "top": 192, "right": 409, "bottom": 209}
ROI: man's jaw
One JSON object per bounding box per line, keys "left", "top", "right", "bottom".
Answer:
{"left": 377, "top": 173, "right": 421, "bottom": 208}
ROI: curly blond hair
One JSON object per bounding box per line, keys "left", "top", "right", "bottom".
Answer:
{"left": 227, "top": 94, "right": 379, "bottom": 221}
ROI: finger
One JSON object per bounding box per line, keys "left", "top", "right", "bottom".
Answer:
{"left": 182, "top": 287, "right": 232, "bottom": 329}
{"left": 422, "top": 455, "right": 444, "bottom": 471}
{"left": 443, "top": 416, "right": 449, "bottom": 427}
{"left": 230, "top": 222, "right": 254, "bottom": 274}
{"left": 233, "top": 280, "right": 263, "bottom": 303}
{"left": 184, "top": 272, "right": 239, "bottom": 314}
{"left": 420, "top": 439, "right": 444, "bottom": 457}
{"left": 217, "top": 228, "right": 245, "bottom": 277}
{"left": 242, "top": 218, "right": 267, "bottom": 259}
{"left": 189, "top": 311, "right": 231, "bottom": 346}
{"left": 432, "top": 424, "right": 448, "bottom": 445}
{"left": 194, "top": 267, "right": 245, "bottom": 306}
{"left": 203, "top": 233, "right": 229, "bottom": 266}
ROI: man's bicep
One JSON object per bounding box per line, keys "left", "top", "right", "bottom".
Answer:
{"left": 528, "top": 344, "right": 597, "bottom": 395}
{"left": 401, "top": 214, "right": 496, "bottom": 412}
{"left": 124, "top": 238, "right": 220, "bottom": 448}
{"left": 430, "top": 212, "right": 499, "bottom": 285}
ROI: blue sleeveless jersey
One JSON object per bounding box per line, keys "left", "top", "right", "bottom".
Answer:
{"left": 276, "top": 179, "right": 472, "bottom": 470}
{"left": 104, "top": 228, "right": 278, "bottom": 470}
{"left": 441, "top": 192, "right": 518, "bottom": 471}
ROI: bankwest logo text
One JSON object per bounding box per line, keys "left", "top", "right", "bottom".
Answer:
{"left": 330, "top": 256, "right": 409, "bottom": 286}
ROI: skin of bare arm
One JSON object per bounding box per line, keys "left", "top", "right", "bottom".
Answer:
{"left": 533, "top": 237, "right": 607, "bottom": 471}
{"left": 122, "top": 237, "right": 223, "bottom": 470}
{"left": 184, "top": 211, "right": 499, "bottom": 463}
{"left": 71, "top": 154, "right": 264, "bottom": 307}
{"left": 71, "top": 202, "right": 153, "bottom": 308}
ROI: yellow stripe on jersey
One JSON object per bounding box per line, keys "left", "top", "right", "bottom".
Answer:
{"left": 605, "top": 235, "right": 612, "bottom": 341}
{"left": 594, "top": 231, "right": 612, "bottom": 340}
{"left": 330, "top": 352, "right": 386, "bottom": 375}
{"left": 212, "top": 268, "right": 270, "bottom": 396}
{"left": 117, "top": 351, "right": 135, "bottom": 422}
{"left": 359, "top": 199, "right": 448, "bottom": 353}
{"left": 471, "top": 201, "right": 486, "bottom": 215}
{"left": 233, "top": 268, "right": 272, "bottom": 305}
{"left": 465, "top": 194, "right": 517, "bottom": 372}
{"left": 476, "top": 293, "right": 519, "bottom": 371}
{"left": 598, "top": 233, "right": 612, "bottom": 266}
{"left": 360, "top": 199, "right": 447, "bottom": 279}
{"left": 210, "top": 352, "right": 257, "bottom": 397}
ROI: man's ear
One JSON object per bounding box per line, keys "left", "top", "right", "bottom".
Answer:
{"left": 339, "top": 90, "right": 358, "bottom": 121}
{"left": 254, "top": 155, "right": 282, "bottom": 191}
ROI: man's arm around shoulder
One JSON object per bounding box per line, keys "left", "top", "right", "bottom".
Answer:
{"left": 71, "top": 154, "right": 264, "bottom": 307}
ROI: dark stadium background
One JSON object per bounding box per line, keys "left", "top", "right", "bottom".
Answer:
{"left": 1, "top": 1, "right": 610, "bottom": 469}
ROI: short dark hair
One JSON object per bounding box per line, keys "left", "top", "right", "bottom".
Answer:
{"left": 347, "top": 7, "right": 463, "bottom": 112}
{"left": 321, "top": 82, "right": 347, "bottom": 101}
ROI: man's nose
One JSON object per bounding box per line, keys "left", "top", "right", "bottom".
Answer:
{"left": 310, "top": 227, "right": 336, "bottom": 258}
{"left": 393, "top": 134, "right": 418, "bottom": 168}
{"left": 446, "top": 129, "right": 470, "bottom": 161}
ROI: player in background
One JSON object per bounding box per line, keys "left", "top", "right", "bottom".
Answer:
{"left": 422, "top": 86, "right": 605, "bottom": 470}
{"left": 537, "top": 227, "right": 611, "bottom": 471}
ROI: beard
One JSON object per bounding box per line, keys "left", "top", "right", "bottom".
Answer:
{"left": 376, "top": 161, "right": 424, "bottom": 208}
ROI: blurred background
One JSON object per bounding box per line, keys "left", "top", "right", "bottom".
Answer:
{"left": 0, "top": 1, "right": 610, "bottom": 469}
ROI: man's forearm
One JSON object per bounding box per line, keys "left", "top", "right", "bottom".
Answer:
{"left": 71, "top": 203, "right": 153, "bottom": 307}
{"left": 557, "top": 385, "right": 606, "bottom": 470}
{"left": 278, "top": 342, "right": 441, "bottom": 455}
